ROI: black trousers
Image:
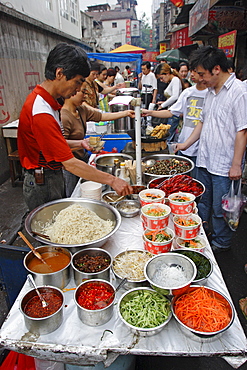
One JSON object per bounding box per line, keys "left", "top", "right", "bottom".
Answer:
{"left": 141, "top": 93, "right": 153, "bottom": 109}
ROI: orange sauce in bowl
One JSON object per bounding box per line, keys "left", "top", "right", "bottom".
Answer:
{"left": 27, "top": 252, "right": 70, "bottom": 273}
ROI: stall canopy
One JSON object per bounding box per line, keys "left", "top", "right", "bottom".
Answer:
{"left": 87, "top": 52, "right": 143, "bottom": 73}
{"left": 109, "top": 44, "right": 146, "bottom": 54}
{"left": 156, "top": 48, "right": 188, "bottom": 63}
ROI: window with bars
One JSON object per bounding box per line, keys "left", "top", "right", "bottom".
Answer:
{"left": 70, "top": 0, "right": 78, "bottom": 25}
{"left": 60, "top": 0, "right": 69, "bottom": 20}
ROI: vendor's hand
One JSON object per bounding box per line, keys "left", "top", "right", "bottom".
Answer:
{"left": 138, "top": 72, "right": 142, "bottom": 79}
{"left": 157, "top": 101, "right": 164, "bottom": 105}
{"left": 125, "top": 110, "right": 135, "bottom": 118}
{"left": 80, "top": 138, "right": 93, "bottom": 151}
{"left": 229, "top": 164, "right": 242, "bottom": 180}
{"left": 111, "top": 177, "right": 133, "bottom": 196}
{"left": 115, "top": 82, "right": 125, "bottom": 90}
{"left": 157, "top": 105, "right": 164, "bottom": 111}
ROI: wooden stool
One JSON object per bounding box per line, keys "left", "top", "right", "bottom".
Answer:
{"left": 7, "top": 150, "right": 23, "bottom": 187}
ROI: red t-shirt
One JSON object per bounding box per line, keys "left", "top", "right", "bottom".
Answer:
{"left": 18, "top": 85, "right": 73, "bottom": 169}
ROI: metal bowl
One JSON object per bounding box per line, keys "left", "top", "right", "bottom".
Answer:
{"left": 20, "top": 286, "right": 64, "bottom": 335}
{"left": 74, "top": 279, "right": 115, "bottom": 326}
{"left": 117, "top": 287, "right": 172, "bottom": 336}
{"left": 95, "top": 153, "right": 133, "bottom": 175}
{"left": 148, "top": 175, "right": 205, "bottom": 202}
{"left": 112, "top": 249, "right": 153, "bottom": 290}
{"left": 23, "top": 246, "right": 71, "bottom": 289}
{"left": 25, "top": 198, "right": 121, "bottom": 253}
{"left": 172, "top": 286, "right": 235, "bottom": 338}
{"left": 72, "top": 248, "right": 112, "bottom": 286}
{"left": 101, "top": 191, "right": 127, "bottom": 206}
{"left": 142, "top": 154, "right": 194, "bottom": 184}
{"left": 173, "top": 249, "right": 213, "bottom": 285}
{"left": 116, "top": 200, "right": 141, "bottom": 218}
{"left": 144, "top": 252, "right": 197, "bottom": 296}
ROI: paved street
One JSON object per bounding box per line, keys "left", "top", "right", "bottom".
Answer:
{"left": 0, "top": 178, "right": 247, "bottom": 369}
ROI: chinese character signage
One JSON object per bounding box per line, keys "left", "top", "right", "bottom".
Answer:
{"left": 170, "top": 27, "right": 192, "bottom": 49}
{"left": 189, "top": 0, "right": 210, "bottom": 37}
{"left": 143, "top": 52, "right": 159, "bottom": 62}
{"left": 218, "top": 30, "right": 237, "bottom": 58}
{"left": 160, "top": 43, "right": 166, "bottom": 54}
{"left": 126, "top": 19, "right": 131, "bottom": 44}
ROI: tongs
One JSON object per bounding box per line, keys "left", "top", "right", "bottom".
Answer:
{"left": 156, "top": 169, "right": 177, "bottom": 189}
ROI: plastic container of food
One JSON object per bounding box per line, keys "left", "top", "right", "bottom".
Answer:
{"left": 141, "top": 203, "right": 171, "bottom": 230}
{"left": 173, "top": 214, "right": 201, "bottom": 239}
{"left": 143, "top": 227, "right": 174, "bottom": 254}
{"left": 139, "top": 189, "right": 165, "bottom": 207}
{"left": 168, "top": 192, "right": 195, "bottom": 215}
{"left": 174, "top": 236, "right": 207, "bottom": 253}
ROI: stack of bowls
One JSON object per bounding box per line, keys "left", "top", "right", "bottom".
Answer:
{"left": 141, "top": 203, "right": 171, "bottom": 230}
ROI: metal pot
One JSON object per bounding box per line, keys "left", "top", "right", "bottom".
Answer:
{"left": 95, "top": 153, "right": 133, "bottom": 174}
{"left": 20, "top": 286, "right": 64, "bottom": 335}
{"left": 74, "top": 279, "right": 115, "bottom": 326}
{"left": 110, "top": 103, "right": 135, "bottom": 133}
{"left": 72, "top": 248, "right": 112, "bottom": 286}
{"left": 23, "top": 246, "right": 72, "bottom": 289}
{"left": 116, "top": 87, "right": 139, "bottom": 98}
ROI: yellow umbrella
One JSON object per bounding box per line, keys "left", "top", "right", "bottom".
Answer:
{"left": 109, "top": 44, "right": 146, "bottom": 54}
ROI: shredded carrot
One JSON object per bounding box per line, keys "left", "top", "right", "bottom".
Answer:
{"left": 175, "top": 217, "right": 198, "bottom": 226}
{"left": 174, "top": 287, "right": 231, "bottom": 332}
{"left": 145, "top": 229, "right": 170, "bottom": 241}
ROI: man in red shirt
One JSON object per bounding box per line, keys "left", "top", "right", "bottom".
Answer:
{"left": 18, "top": 43, "right": 133, "bottom": 210}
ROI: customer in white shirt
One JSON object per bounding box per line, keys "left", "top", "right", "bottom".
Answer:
{"left": 155, "top": 63, "right": 183, "bottom": 141}
{"left": 138, "top": 61, "right": 157, "bottom": 109}
{"left": 142, "top": 66, "right": 208, "bottom": 178}
{"left": 176, "top": 46, "right": 247, "bottom": 254}
{"left": 114, "top": 66, "right": 125, "bottom": 85}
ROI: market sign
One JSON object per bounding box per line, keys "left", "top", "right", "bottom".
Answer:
{"left": 170, "top": 26, "right": 192, "bottom": 49}
{"left": 218, "top": 30, "right": 237, "bottom": 58}
{"left": 143, "top": 52, "right": 159, "bottom": 62}
{"left": 208, "top": 6, "right": 247, "bottom": 32}
{"left": 189, "top": 0, "right": 210, "bottom": 37}
{"left": 160, "top": 43, "right": 166, "bottom": 54}
{"left": 169, "top": 0, "right": 184, "bottom": 7}
{"left": 126, "top": 19, "right": 131, "bottom": 44}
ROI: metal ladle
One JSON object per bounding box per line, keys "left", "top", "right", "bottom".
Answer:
{"left": 27, "top": 274, "right": 48, "bottom": 308}
{"left": 96, "top": 278, "right": 127, "bottom": 308}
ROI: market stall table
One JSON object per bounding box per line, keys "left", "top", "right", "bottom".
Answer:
{"left": 0, "top": 184, "right": 246, "bottom": 368}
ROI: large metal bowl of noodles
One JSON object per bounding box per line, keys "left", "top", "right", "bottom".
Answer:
{"left": 25, "top": 198, "right": 121, "bottom": 253}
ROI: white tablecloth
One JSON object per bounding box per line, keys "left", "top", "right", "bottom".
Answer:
{"left": 0, "top": 181, "right": 246, "bottom": 368}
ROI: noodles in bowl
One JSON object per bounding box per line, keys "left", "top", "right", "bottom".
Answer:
{"left": 25, "top": 199, "right": 121, "bottom": 251}
{"left": 43, "top": 204, "right": 114, "bottom": 244}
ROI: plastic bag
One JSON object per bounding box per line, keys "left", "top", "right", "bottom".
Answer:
{"left": 222, "top": 180, "right": 247, "bottom": 231}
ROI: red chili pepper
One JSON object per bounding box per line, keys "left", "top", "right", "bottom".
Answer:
{"left": 77, "top": 282, "right": 114, "bottom": 310}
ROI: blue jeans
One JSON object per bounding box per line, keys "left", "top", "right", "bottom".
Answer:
{"left": 166, "top": 115, "right": 180, "bottom": 142}
{"left": 196, "top": 167, "right": 233, "bottom": 249}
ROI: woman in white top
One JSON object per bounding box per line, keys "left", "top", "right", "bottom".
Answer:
{"left": 156, "top": 63, "right": 184, "bottom": 141}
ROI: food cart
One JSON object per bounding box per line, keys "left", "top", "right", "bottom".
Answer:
{"left": 0, "top": 179, "right": 247, "bottom": 369}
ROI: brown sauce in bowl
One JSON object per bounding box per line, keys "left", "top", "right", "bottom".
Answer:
{"left": 24, "top": 292, "right": 62, "bottom": 318}
{"left": 27, "top": 251, "right": 70, "bottom": 273}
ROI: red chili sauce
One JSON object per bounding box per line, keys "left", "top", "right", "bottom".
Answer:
{"left": 77, "top": 282, "right": 114, "bottom": 310}
{"left": 150, "top": 174, "right": 204, "bottom": 197}
{"left": 27, "top": 251, "right": 70, "bottom": 273}
{"left": 24, "top": 292, "right": 62, "bottom": 318}
{"left": 74, "top": 254, "right": 110, "bottom": 273}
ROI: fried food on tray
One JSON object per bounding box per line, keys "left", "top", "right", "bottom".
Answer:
{"left": 150, "top": 124, "right": 171, "bottom": 139}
